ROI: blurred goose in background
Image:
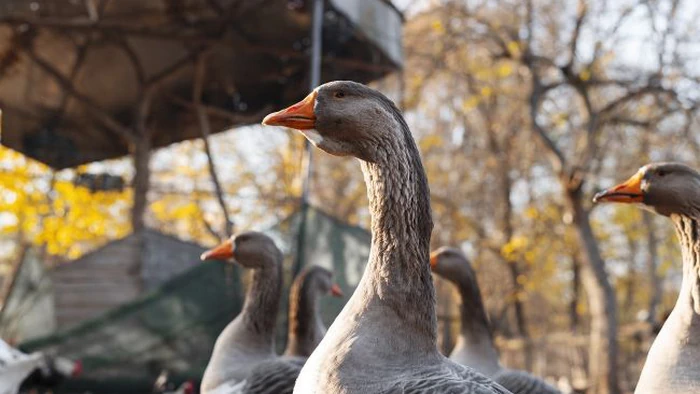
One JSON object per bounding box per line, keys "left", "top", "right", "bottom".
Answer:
{"left": 594, "top": 162, "right": 700, "bottom": 394}
{"left": 430, "top": 247, "right": 560, "bottom": 394}
{"left": 263, "top": 80, "right": 510, "bottom": 393}
{"left": 200, "top": 234, "right": 343, "bottom": 394}
{"left": 284, "top": 266, "right": 343, "bottom": 357}
{"left": 0, "top": 339, "right": 81, "bottom": 394}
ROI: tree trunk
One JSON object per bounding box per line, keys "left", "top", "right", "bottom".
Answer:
{"left": 570, "top": 253, "right": 581, "bottom": 332}
{"left": 624, "top": 235, "right": 637, "bottom": 321}
{"left": 505, "top": 260, "right": 533, "bottom": 367}
{"left": 492, "top": 149, "right": 530, "bottom": 339}
{"left": 130, "top": 94, "right": 153, "bottom": 233}
{"left": 131, "top": 134, "right": 151, "bottom": 233}
{"left": 643, "top": 212, "right": 661, "bottom": 326}
{"left": 566, "top": 186, "right": 620, "bottom": 394}
{"left": 496, "top": 155, "right": 532, "bottom": 366}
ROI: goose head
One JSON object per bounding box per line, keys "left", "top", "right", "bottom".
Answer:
{"left": 430, "top": 246, "right": 476, "bottom": 284}
{"left": 593, "top": 162, "right": 700, "bottom": 217}
{"left": 303, "top": 266, "right": 344, "bottom": 298}
{"left": 200, "top": 231, "right": 281, "bottom": 269}
{"left": 262, "top": 80, "right": 401, "bottom": 162}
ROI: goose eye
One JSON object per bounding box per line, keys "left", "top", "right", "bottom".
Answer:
{"left": 334, "top": 91, "right": 345, "bottom": 99}
{"left": 657, "top": 170, "right": 667, "bottom": 177}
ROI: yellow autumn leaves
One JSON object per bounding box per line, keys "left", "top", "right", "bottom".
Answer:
{"left": 0, "top": 146, "right": 130, "bottom": 259}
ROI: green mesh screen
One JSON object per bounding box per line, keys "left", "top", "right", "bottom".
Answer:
{"left": 21, "top": 260, "right": 243, "bottom": 393}
{"left": 18, "top": 206, "right": 371, "bottom": 393}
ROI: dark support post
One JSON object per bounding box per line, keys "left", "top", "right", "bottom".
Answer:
{"left": 294, "top": 0, "right": 324, "bottom": 276}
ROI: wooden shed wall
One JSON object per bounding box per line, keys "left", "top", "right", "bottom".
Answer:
{"left": 51, "top": 230, "right": 204, "bottom": 329}
{"left": 52, "top": 235, "right": 141, "bottom": 329}
{"left": 140, "top": 231, "right": 203, "bottom": 290}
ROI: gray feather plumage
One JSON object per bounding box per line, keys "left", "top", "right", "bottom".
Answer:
{"left": 494, "top": 369, "right": 560, "bottom": 394}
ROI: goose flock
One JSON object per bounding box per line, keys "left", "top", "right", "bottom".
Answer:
{"left": 196, "top": 81, "right": 700, "bottom": 394}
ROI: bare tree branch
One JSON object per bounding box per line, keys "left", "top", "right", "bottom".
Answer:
{"left": 193, "top": 54, "right": 233, "bottom": 237}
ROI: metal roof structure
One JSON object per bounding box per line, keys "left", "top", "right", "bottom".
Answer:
{"left": 0, "top": 0, "right": 403, "bottom": 169}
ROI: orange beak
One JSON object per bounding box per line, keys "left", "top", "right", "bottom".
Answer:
{"left": 429, "top": 253, "right": 439, "bottom": 270}
{"left": 593, "top": 171, "right": 644, "bottom": 204}
{"left": 262, "top": 90, "right": 317, "bottom": 130}
{"left": 330, "top": 283, "right": 344, "bottom": 298}
{"left": 201, "top": 239, "right": 234, "bottom": 261}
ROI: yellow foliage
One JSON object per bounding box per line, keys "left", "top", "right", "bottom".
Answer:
{"left": 501, "top": 235, "right": 529, "bottom": 261}
{"left": 506, "top": 41, "right": 520, "bottom": 56}
{"left": 432, "top": 20, "right": 445, "bottom": 34}
{"left": 0, "top": 146, "right": 131, "bottom": 259}
{"left": 462, "top": 96, "right": 480, "bottom": 111}
{"left": 525, "top": 206, "right": 539, "bottom": 219}
{"left": 579, "top": 68, "right": 591, "bottom": 81}
{"left": 497, "top": 63, "right": 514, "bottom": 78}
{"left": 420, "top": 134, "right": 444, "bottom": 151}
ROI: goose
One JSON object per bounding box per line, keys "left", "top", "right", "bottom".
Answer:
{"left": 430, "top": 247, "right": 561, "bottom": 394}
{"left": 0, "top": 339, "right": 81, "bottom": 394}
{"left": 284, "top": 265, "right": 344, "bottom": 357}
{"left": 262, "top": 80, "right": 511, "bottom": 393}
{"left": 199, "top": 231, "right": 284, "bottom": 393}
{"left": 200, "top": 234, "right": 343, "bottom": 394}
{"left": 594, "top": 162, "right": 700, "bottom": 394}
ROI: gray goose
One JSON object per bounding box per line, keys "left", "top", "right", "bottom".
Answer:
{"left": 430, "top": 247, "right": 561, "bottom": 394}
{"left": 199, "top": 231, "right": 284, "bottom": 393}
{"left": 263, "top": 80, "right": 510, "bottom": 393}
{"left": 284, "top": 266, "right": 344, "bottom": 357}
{"left": 200, "top": 236, "right": 342, "bottom": 394}
{"left": 594, "top": 162, "right": 700, "bottom": 394}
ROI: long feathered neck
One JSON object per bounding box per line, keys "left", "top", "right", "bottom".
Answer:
{"left": 358, "top": 113, "right": 437, "bottom": 345}
{"left": 285, "top": 273, "right": 325, "bottom": 357}
{"left": 670, "top": 213, "right": 700, "bottom": 316}
{"left": 239, "top": 256, "right": 283, "bottom": 346}
{"left": 448, "top": 271, "right": 495, "bottom": 346}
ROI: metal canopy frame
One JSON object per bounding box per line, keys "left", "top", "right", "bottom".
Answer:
{"left": 0, "top": 0, "right": 403, "bottom": 169}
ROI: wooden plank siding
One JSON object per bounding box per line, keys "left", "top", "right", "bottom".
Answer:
{"left": 50, "top": 229, "right": 205, "bottom": 329}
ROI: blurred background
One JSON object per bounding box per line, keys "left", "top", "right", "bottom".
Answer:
{"left": 0, "top": 0, "right": 698, "bottom": 393}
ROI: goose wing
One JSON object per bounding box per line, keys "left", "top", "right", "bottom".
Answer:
{"left": 242, "top": 357, "right": 305, "bottom": 394}
{"left": 379, "top": 362, "right": 513, "bottom": 394}
{"left": 493, "top": 369, "right": 560, "bottom": 394}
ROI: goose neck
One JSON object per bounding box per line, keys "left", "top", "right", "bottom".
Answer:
{"left": 358, "top": 125, "right": 436, "bottom": 344}
{"left": 240, "top": 259, "right": 282, "bottom": 345}
{"left": 671, "top": 214, "right": 700, "bottom": 316}
{"left": 286, "top": 275, "right": 324, "bottom": 357}
{"left": 452, "top": 277, "right": 494, "bottom": 346}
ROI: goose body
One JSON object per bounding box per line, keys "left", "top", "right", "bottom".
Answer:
{"left": 594, "top": 162, "right": 700, "bottom": 394}
{"left": 0, "top": 339, "right": 46, "bottom": 394}
{"left": 263, "top": 81, "right": 510, "bottom": 394}
{"left": 431, "top": 248, "right": 560, "bottom": 394}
